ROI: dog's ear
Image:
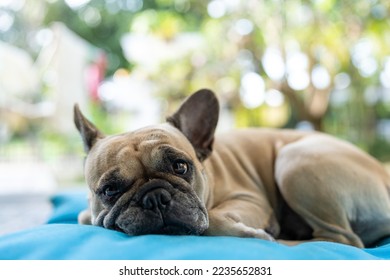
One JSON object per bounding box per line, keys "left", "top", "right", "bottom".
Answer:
{"left": 74, "top": 104, "right": 104, "bottom": 153}
{"left": 167, "top": 89, "right": 219, "bottom": 161}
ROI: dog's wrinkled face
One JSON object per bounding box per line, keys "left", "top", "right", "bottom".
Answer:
{"left": 85, "top": 125, "right": 209, "bottom": 235}
{"left": 74, "top": 89, "right": 219, "bottom": 236}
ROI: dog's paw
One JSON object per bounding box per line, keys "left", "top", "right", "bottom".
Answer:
{"left": 78, "top": 209, "right": 92, "bottom": 225}
{"left": 235, "top": 222, "right": 275, "bottom": 241}
{"left": 253, "top": 228, "right": 276, "bottom": 241}
{"left": 205, "top": 212, "right": 275, "bottom": 241}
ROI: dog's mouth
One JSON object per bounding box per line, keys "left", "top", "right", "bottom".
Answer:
{"left": 96, "top": 179, "right": 209, "bottom": 236}
{"left": 109, "top": 209, "right": 207, "bottom": 236}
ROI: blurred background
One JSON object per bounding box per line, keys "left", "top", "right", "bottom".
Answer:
{"left": 1, "top": 0, "right": 390, "bottom": 232}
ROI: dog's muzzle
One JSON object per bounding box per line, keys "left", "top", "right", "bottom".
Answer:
{"left": 96, "top": 179, "right": 209, "bottom": 236}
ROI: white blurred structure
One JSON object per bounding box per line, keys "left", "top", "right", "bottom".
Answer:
{"left": 0, "top": 22, "right": 99, "bottom": 135}
{"left": 0, "top": 41, "right": 40, "bottom": 98}
{"left": 36, "top": 22, "right": 96, "bottom": 134}
{"left": 0, "top": 41, "right": 52, "bottom": 121}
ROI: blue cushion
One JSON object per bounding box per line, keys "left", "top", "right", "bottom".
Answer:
{"left": 0, "top": 191, "right": 389, "bottom": 260}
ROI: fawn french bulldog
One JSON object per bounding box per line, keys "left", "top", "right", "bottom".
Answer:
{"left": 74, "top": 89, "right": 390, "bottom": 248}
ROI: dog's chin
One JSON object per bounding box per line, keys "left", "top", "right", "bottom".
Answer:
{"left": 116, "top": 223, "right": 206, "bottom": 236}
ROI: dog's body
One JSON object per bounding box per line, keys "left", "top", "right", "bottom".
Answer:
{"left": 74, "top": 89, "right": 390, "bottom": 248}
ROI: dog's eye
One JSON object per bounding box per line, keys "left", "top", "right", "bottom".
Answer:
{"left": 172, "top": 160, "right": 188, "bottom": 175}
{"left": 103, "top": 185, "right": 121, "bottom": 197}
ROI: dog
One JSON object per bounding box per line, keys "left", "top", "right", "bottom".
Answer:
{"left": 74, "top": 89, "right": 390, "bottom": 248}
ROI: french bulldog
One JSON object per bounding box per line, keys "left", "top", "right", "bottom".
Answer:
{"left": 74, "top": 89, "right": 390, "bottom": 248}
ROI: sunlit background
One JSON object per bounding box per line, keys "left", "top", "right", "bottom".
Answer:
{"left": 1, "top": 0, "right": 390, "bottom": 227}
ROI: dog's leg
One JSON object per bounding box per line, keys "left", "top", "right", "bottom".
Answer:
{"left": 204, "top": 199, "right": 278, "bottom": 241}
{"left": 273, "top": 134, "right": 390, "bottom": 248}
{"left": 276, "top": 168, "right": 365, "bottom": 247}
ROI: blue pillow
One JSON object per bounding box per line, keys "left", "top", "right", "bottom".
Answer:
{"left": 0, "top": 191, "right": 389, "bottom": 260}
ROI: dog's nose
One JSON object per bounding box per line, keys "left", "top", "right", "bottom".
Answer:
{"left": 141, "top": 188, "right": 171, "bottom": 210}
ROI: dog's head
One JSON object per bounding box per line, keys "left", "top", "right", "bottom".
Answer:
{"left": 74, "top": 89, "right": 219, "bottom": 235}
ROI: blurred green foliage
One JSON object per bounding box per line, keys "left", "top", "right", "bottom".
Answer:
{"left": 2, "top": 0, "right": 390, "bottom": 160}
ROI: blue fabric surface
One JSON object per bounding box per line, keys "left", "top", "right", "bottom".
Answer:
{"left": 0, "top": 191, "right": 389, "bottom": 260}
